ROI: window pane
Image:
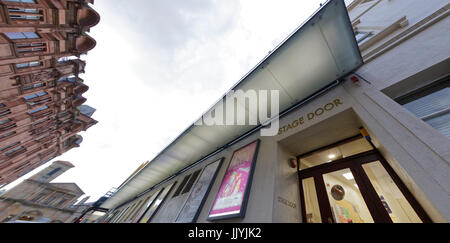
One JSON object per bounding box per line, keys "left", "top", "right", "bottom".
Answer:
{"left": 323, "top": 169, "right": 374, "bottom": 223}
{"left": 4, "top": 32, "right": 39, "bottom": 39}
{"left": 302, "top": 177, "right": 322, "bottom": 223}
{"left": 172, "top": 174, "right": 191, "bottom": 198}
{"left": 137, "top": 190, "right": 162, "bottom": 223}
{"left": 362, "top": 161, "right": 422, "bottom": 223}
{"left": 404, "top": 87, "right": 450, "bottom": 118}
{"left": 4, "top": 0, "right": 37, "bottom": 2}
{"left": 181, "top": 169, "right": 201, "bottom": 195}
{"left": 139, "top": 183, "right": 175, "bottom": 223}
{"left": 355, "top": 31, "right": 373, "bottom": 44}
{"left": 300, "top": 137, "right": 373, "bottom": 170}
{"left": 425, "top": 112, "right": 450, "bottom": 138}
{"left": 4, "top": 32, "right": 24, "bottom": 39}
{"left": 403, "top": 86, "right": 450, "bottom": 139}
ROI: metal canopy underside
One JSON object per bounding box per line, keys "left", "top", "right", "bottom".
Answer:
{"left": 102, "top": 0, "right": 363, "bottom": 210}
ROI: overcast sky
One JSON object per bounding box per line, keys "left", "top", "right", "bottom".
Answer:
{"left": 4, "top": 0, "right": 339, "bottom": 202}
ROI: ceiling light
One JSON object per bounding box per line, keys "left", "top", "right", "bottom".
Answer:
{"left": 343, "top": 172, "right": 354, "bottom": 180}
{"left": 328, "top": 154, "right": 336, "bottom": 159}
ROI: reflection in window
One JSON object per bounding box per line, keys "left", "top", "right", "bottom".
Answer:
{"left": 16, "top": 61, "right": 40, "bottom": 69}
{"left": 181, "top": 170, "right": 202, "bottom": 195}
{"left": 362, "top": 161, "right": 422, "bottom": 223}
{"left": 4, "top": 0, "right": 36, "bottom": 3}
{"left": 299, "top": 137, "right": 373, "bottom": 170}
{"left": 323, "top": 169, "right": 374, "bottom": 223}
{"left": 57, "top": 76, "right": 76, "bottom": 83}
{"left": 4, "top": 31, "right": 39, "bottom": 40}
{"left": 56, "top": 198, "right": 68, "bottom": 208}
{"left": 8, "top": 7, "right": 42, "bottom": 21}
{"left": 16, "top": 43, "right": 45, "bottom": 53}
{"left": 24, "top": 91, "right": 47, "bottom": 100}
{"left": 172, "top": 174, "right": 191, "bottom": 198}
{"left": 47, "top": 168, "right": 61, "bottom": 176}
{"left": 23, "top": 82, "right": 44, "bottom": 91}
{"left": 0, "top": 119, "right": 11, "bottom": 125}
{"left": 28, "top": 106, "right": 48, "bottom": 115}
{"left": 398, "top": 78, "right": 450, "bottom": 139}
{"left": 355, "top": 31, "right": 373, "bottom": 45}
{"left": 302, "top": 177, "right": 322, "bottom": 223}
{"left": 139, "top": 182, "right": 176, "bottom": 223}
{"left": 131, "top": 194, "right": 156, "bottom": 223}
{"left": 31, "top": 192, "right": 47, "bottom": 203}
{"left": 5, "top": 145, "right": 25, "bottom": 156}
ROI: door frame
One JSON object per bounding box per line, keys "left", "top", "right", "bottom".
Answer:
{"left": 298, "top": 150, "right": 432, "bottom": 223}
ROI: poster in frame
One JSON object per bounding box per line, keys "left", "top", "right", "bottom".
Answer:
{"left": 207, "top": 139, "right": 261, "bottom": 221}
{"left": 174, "top": 158, "right": 224, "bottom": 223}
{"left": 131, "top": 189, "right": 161, "bottom": 223}
{"left": 138, "top": 181, "right": 177, "bottom": 223}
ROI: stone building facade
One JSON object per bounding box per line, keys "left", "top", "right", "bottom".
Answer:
{"left": 0, "top": 160, "right": 90, "bottom": 223}
{"left": 0, "top": 0, "right": 100, "bottom": 187}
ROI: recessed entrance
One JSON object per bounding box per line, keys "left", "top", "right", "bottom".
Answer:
{"left": 278, "top": 108, "right": 432, "bottom": 223}
{"left": 298, "top": 139, "right": 432, "bottom": 223}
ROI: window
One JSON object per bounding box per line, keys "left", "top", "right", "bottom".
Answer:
{"left": 28, "top": 105, "right": 48, "bottom": 115}
{"left": 56, "top": 198, "right": 68, "bottom": 208}
{"left": 171, "top": 174, "right": 191, "bottom": 198}
{"left": 0, "top": 119, "right": 11, "bottom": 125}
{"left": 44, "top": 196, "right": 56, "bottom": 205}
{"left": 181, "top": 170, "right": 202, "bottom": 195}
{"left": 36, "top": 133, "right": 51, "bottom": 142}
{"left": 355, "top": 31, "right": 373, "bottom": 45}
{"left": 4, "top": 32, "right": 39, "bottom": 40}
{"left": 5, "top": 145, "right": 25, "bottom": 156}
{"left": 0, "top": 120, "right": 16, "bottom": 132}
{"left": 0, "top": 142, "right": 20, "bottom": 152}
{"left": 171, "top": 169, "right": 202, "bottom": 198}
{"left": 3, "top": 0, "right": 36, "bottom": 3}
{"left": 23, "top": 82, "right": 44, "bottom": 91}
{"left": 0, "top": 131, "right": 16, "bottom": 140}
{"left": 16, "top": 61, "right": 41, "bottom": 69}
{"left": 57, "top": 76, "right": 76, "bottom": 83}
{"left": 8, "top": 7, "right": 42, "bottom": 21}
{"left": 31, "top": 193, "right": 47, "bottom": 203}
{"left": 299, "top": 137, "right": 374, "bottom": 170}
{"left": 8, "top": 8, "right": 39, "bottom": 13}
{"left": 16, "top": 43, "right": 45, "bottom": 53}
{"left": 0, "top": 105, "right": 11, "bottom": 117}
{"left": 398, "top": 78, "right": 450, "bottom": 139}
{"left": 47, "top": 168, "right": 61, "bottom": 176}
{"left": 24, "top": 91, "right": 47, "bottom": 100}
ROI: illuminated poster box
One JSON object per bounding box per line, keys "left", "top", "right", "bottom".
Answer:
{"left": 207, "top": 140, "right": 261, "bottom": 221}
{"left": 175, "top": 158, "right": 224, "bottom": 223}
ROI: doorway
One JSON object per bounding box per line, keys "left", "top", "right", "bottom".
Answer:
{"left": 298, "top": 137, "right": 432, "bottom": 223}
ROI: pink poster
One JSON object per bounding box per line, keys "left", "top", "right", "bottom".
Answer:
{"left": 208, "top": 140, "right": 259, "bottom": 219}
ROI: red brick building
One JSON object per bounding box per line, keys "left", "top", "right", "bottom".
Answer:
{"left": 0, "top": 0, "right": 99, "bottom": 187}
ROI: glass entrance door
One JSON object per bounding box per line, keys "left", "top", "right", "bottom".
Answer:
{"left": 322, "top": 168, "right": 374, "bottom": 223}
{"left": 299, "top": 144, "right": 431, "bottom": 223}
